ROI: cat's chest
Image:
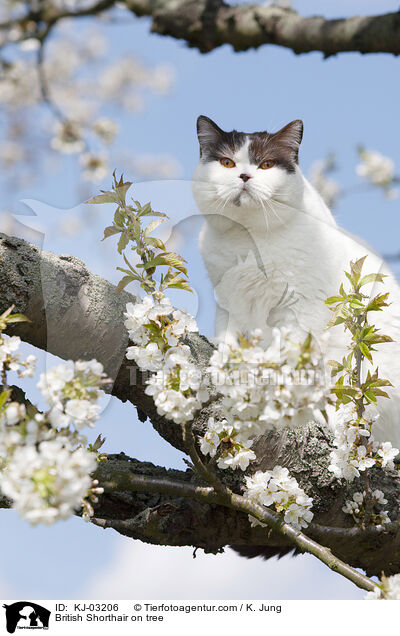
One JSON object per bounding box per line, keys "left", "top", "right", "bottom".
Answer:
{"left": 200, "top": 220, "right": 313, "bottom": 287}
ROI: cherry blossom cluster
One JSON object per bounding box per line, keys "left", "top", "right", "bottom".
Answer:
{"left": 0, "top": 331, "right": 105, "bottom": 524}
{"left": 244, "top": 466, "right": 314, "bottom": 530}
{"left": 0, "top": 14, "right": 175, "bottom": 187}
{"left": 365, "top": 573, "right": 400, "bottom": 600}
{"left": 0, "top": 334, "right": 36, "bottom": 378}
{"left": 309, "top": 154, "right": 340, "bottom": 208}
{"left": 356, "top": 148, "right": 398, "bottom": 200}
{"left": 342, "top": 489, "right": 390, "bottom": 527}
{"left": 37, "top": 359, "right": 105, "bottom": 430}
{"left": 0, "top": 437, "right": 98, "bottom": 525}
{"left": 124, "top": 297, "right": 209, "bottom": 424}
{"left": 328, "top": 403, "right": 399, "bottom": 482}
{"left": 201, "top": 328, "right": 330, "bottom": 471}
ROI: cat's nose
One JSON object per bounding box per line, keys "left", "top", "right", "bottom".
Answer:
{"left": 239, "top": 173, "right": 251, "bottom": 182}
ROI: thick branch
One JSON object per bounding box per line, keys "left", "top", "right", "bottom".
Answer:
{"left": 0, "top": 232, "right": 213, "bottom": 452}
{"left": 2, "top": 234, "right": 400, "bottom": 576}
{"left": 1, "top": 1, "right": 400, "bottom": 57}
{"left": 91, "top": 454, "right": 293, "bottom": 553}
{"left": 125, "top": 1, "right": 400, "bottom": 57}
{"left": 91, "top": 451, "right": 400, "bottom": 579}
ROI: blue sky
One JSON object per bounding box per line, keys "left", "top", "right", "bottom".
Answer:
{"left": 0, "top": 0, "right": 399, "bottom": 601}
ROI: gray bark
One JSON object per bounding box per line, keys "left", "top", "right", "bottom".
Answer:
{"left": 124, "top": 1, "right": 400, "bottom": 57}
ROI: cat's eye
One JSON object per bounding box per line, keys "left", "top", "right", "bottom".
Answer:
{"left": 259, "top": 160, "right": 276, "bottom": 170}
{"left": 220, "top": 158, "right": 236, "bottom": 168}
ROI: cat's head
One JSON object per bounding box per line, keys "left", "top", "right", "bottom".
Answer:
{"left": 192, "top": 116, "right": 304, "bottom": 227}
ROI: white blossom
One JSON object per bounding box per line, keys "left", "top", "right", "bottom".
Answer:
{"left": 342, "top": 489, "right": 391, "bottom": 527}
{"left": 18, "top": 354, "right": 37, "bottom": 378}
{"left": 206, "top": 328, "right": 330, "bottom": 459}
{"left": 244, "top": 467, "right": 313, "bottom": 530}
{"left": 0, "top": 353, "right": 106, "bottom": 525}
{"left": 80, "top": 152, "right": 108, "bottom": 183}
{"left": 93, "top": 117, "right": 119, "bottom": 144}
{"left": 310, "top": 156, "right": 340, "bottom": 208}
{"left": 357, "top": 149, "right": 397, "bottom": 196}
{"left": 372, "top": 489, "right": 388, "bottom": 506}
{"left": 365, "top": 574, "right": 400, "bottom": 600}
{"left": 4, "top": 402, "right": 26, "bottom": 426}
{"left": 37, "top": 359, "right": 105, "bottom": 429}
{"left": 64, "top": 399, "right": 100, "bottom": 429}
{"left": 51, "top": 121, "right": 85, "bottom": 154}
{"left": 217, "top": 447, "right": 256, "bottom": 471}
{"left": 126, "top": 342, "right": 164, "bottom": 372}
{"left": 0, "top": 439, "right": 96, "bottom": 525}
{"left": 377, "top": 441, "right": 399, "bottom": 469}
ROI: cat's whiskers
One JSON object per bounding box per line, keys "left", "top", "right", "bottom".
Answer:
{"left": 263, "top": 197, "right": 282, "bottom": 225}
{"left": 253, "top": 192, "right": 270, "bottom": 231}
{"left": 248, "top": 183, "right": 283, "bottom": 224}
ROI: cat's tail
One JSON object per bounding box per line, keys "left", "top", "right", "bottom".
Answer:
{"left": 230, "top": 545, "right": 298, "bottom": 560}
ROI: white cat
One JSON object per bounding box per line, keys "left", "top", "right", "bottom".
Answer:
{"left": 192, "top": 115, "right": 400, "bottom": 446}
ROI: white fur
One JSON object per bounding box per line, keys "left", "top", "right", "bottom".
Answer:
{"left": 193, "top": 143, "right": 400, "bottom": 447}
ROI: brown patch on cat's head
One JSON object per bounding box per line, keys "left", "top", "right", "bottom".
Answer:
{"left": 249, "top": 120, "right": 304, "bottom": 173}
{"left": 197, "top": 115, "right": 246, "bottom": 161}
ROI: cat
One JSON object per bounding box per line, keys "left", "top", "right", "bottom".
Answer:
{"left": 192, "top": 115, "right": 400, "bottom": 447}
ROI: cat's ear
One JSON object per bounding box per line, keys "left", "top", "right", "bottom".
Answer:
{"left": 273, "top": 120, "right": 303, "bottom": 160}
{"left": 197, "top": 116, "right": 224, "bottom": 156}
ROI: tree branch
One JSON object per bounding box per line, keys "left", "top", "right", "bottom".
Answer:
{"left": 2, "top": 233, "right": 400, "bottom": 577}
{"left": 0, "top": 232, "right": 214, "bottom": 452}
{"left": 123, "top": 1, "right": 400, "bottom": 57}
{"left": 91, "top": 452, "right": 400, "bottom": 580}
{"left": 1, "top": 1, "right": 400, "bottom": 57}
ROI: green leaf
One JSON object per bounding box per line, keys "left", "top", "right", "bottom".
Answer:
{"left": 344, "top": 271, "right": 354, "bottom": 286}
{"left": 114, "top": 209, "right": 125, "bottom": 227}
{"left": 349, "top": 299, "right": 365, "bottom": 309}
{"left": 0, "top": 389, "right": 11, "bottom": 408}
{"left": 364, "top": 333, "right": 394, "bottom": 344}
{"left": 143, "top": 236, "right": 166, "bottom": 250}
{"left": 328, "top": 360, "right": 343, "bottom": 376}
{"left": 102, "top": 225, "right": 121, "bottom": 241}
{"left": 6, "top": 313, "right": 32, "bottom": 324}
{"left": 364, "top": 390, "right": 377, "bottom": 403}
{"left": 366, "top": 293, "right": 390, "bottom": 312}
{"left": 137, "top": 202, "right": 152, "bottom": 217}
{"left": 371, "top": 389, "right": 390, "bottom": 399}
{"left": 167, "top": 281, "right": 194, "bottom": 293}
{"left": 359, "top": 341, "right": 373, "bottom": 362}
{"left": 123, "top": 253, "right": 136, "bottom": 272}
{"left": 144, "top": 218, "right": 166, "bottom": 237}
{"left": 117, "top": 232, "right": 129, "bottom": 254}
{"left": 85, "top": 191, "right": 119, "bottom": 204}
{"left": 339, "top": 283, "right": 347, "bottom": 298}
{"left": 142, "top": 210, "right": 168, "bottom": 219}
{"left": 325, "top": 296, "right": 344, "bottom": 306}
{"left": 116, "top": 268, "right": 141, "bottom": 282}
{"left": 115, "top": 182, "right": 132, "bottom": 202}
{"left": 367, "top": 378, "right": 393, "bottom": 388}
{"left": 358, "top": 273, "right": 386, "bottom": 288}
{"left": 116, "top": 276, "right": 134, "bottom": 294}
{"left": 141, "top": 252, "right": 188, "bottom": 276}
{"left": 326, "top": 306, "right": 347, "bottom": 328}
{"left": 350, "top": 255, "right": 367, "bottom": 285}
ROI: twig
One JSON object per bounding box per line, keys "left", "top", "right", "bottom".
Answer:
{"left": 36, "top": 40, "right": 65, "bottom": 123}
{"left": 97, "top": 464, "right": 379, "bottom": 593}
